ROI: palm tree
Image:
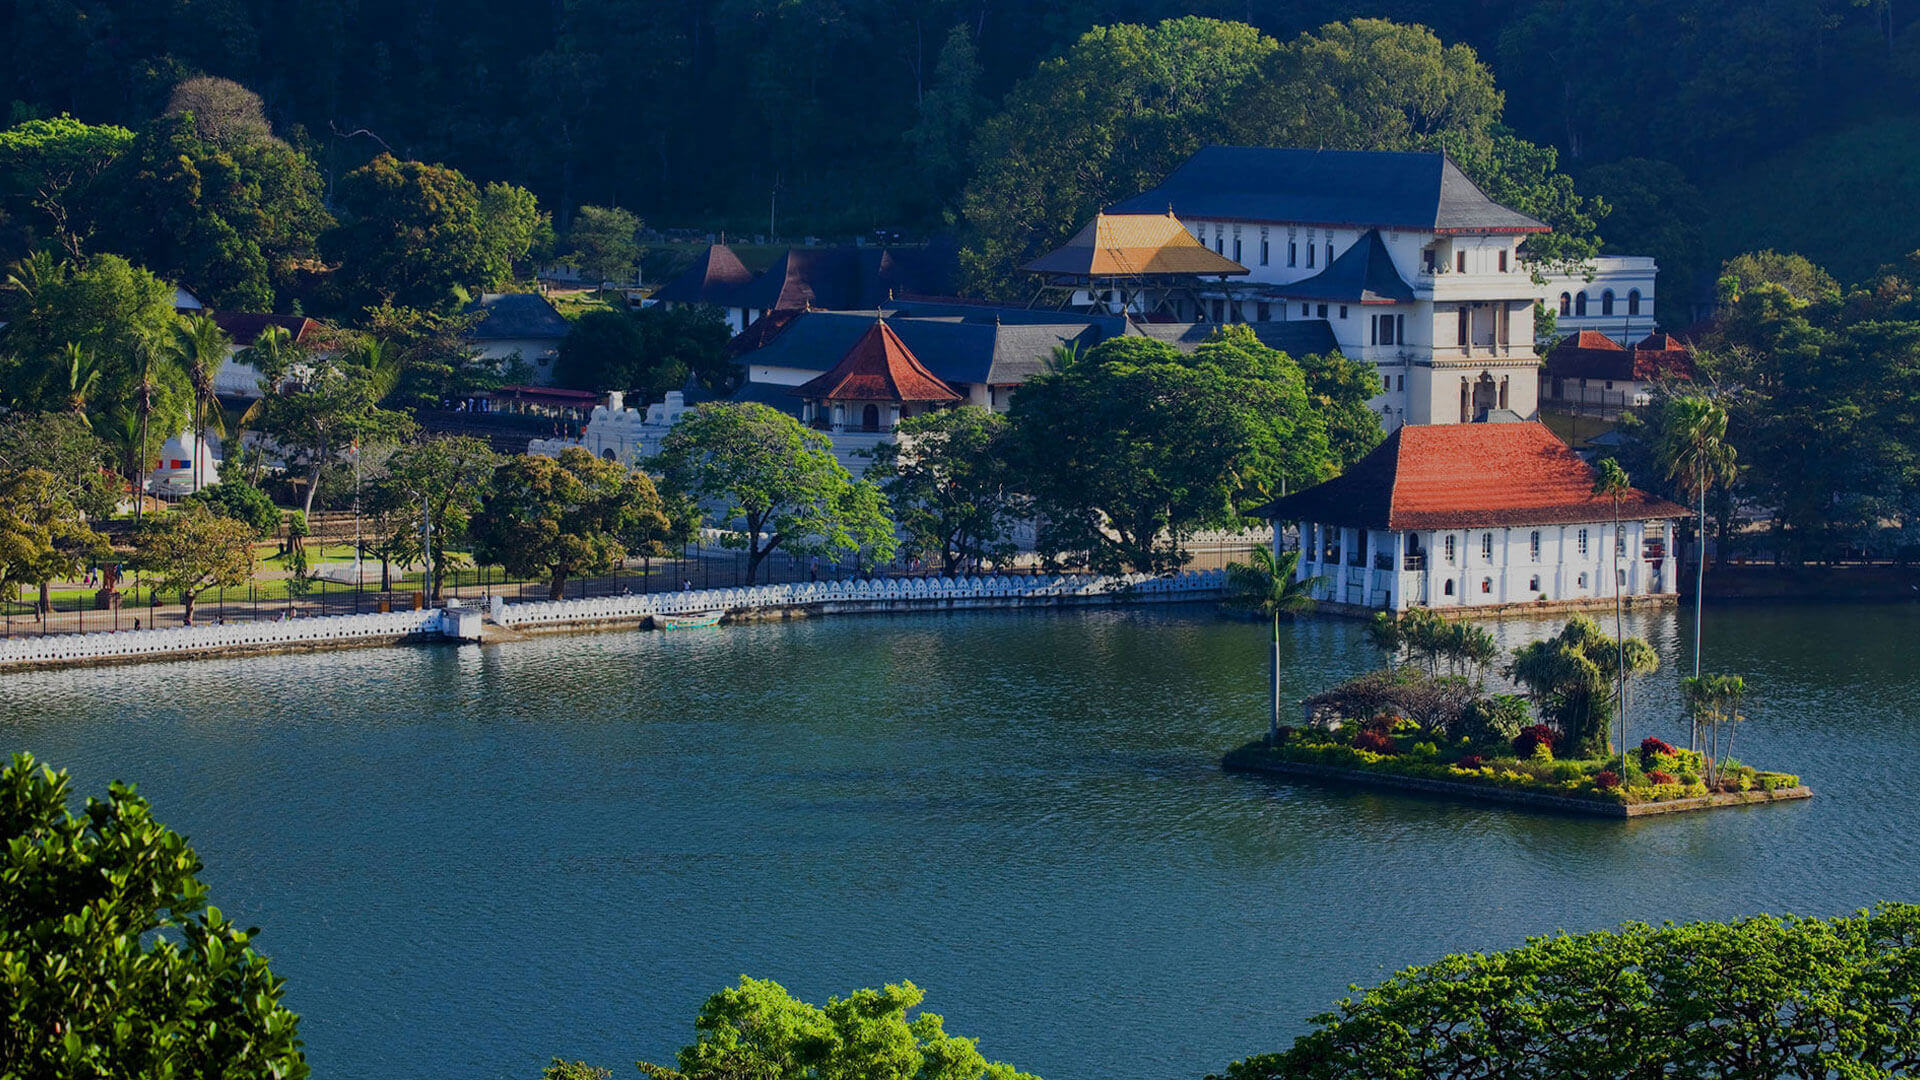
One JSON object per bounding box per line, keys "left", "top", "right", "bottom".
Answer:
{"left": 172, "top": 314, "right": 232, "bottom": 493}
{"left": 127, "top": 331, "right": 183, "bottom": 523}
{"left": 1225, "top": 544, "right": 1325, "bottom": 744}
{"left": 1659, "top": 393, "right": 1737, "bottom": 748}
{"left": 235, "top": 325, "right": 298, "bottom": 433}
{"left": 61, "top": 343, "right": 101, "bottom": 421}
{"left": 1043, "top": 341, "right": 1083, "bottom": 374}
{"left": 4, "top": 250, "right": 65, "bottom": 304}
{"left": 1592, "top": 457, "right": 1632, "bottom": 768}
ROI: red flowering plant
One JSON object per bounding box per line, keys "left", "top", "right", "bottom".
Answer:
{"left": 1595, "top": 770, "right": 1621, "bottom": 790}
{"left": 1458, "top": 754, "right": 1486, "bottom": 769}
{"left": 1352, "top": 729, "right": 1397, "bottom": 755}
{"left": 1640, "top": 736, "right": 1677, "bottom": 767}
{"left": 1648, "top": 770, "right": 1678, "bottom": 786}
{"left": 1512, "top": 725, "right": 1557, "bottom": 758}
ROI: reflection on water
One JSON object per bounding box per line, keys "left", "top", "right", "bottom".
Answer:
{"left": 3, "top": 602, "right": 1917, "bottom": 1080}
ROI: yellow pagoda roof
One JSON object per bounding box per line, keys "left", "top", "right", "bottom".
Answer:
{"left": 1021, "top": 211, "right": 1249, "bottom": 278}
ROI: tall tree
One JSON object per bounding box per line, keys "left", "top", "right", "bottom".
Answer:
{"left": 0, "top": 753, "right": 308, "bottom": 1076}
{"left": 170, "top": 313, "right": 231, "bottom": 493}
{"left": 0, "top": 115, "right": 133, "bottom": 260}
{"left": 566, "top": 204, "right": 642, "bottom": 286}
{"left": 1225, "top": 545, "right": 1323, "bottom": 745}
{"left": 321, "top": 154, "right": 490, "bottom": 313}
{"left": 376, "top": 435, "right": 499, "bottom": 599}
{"left": 1592, "top": 457, "right": 1633, "bottom": 764}
{"left": 1658, "top": 393, "right": 1737, "bottom": 709}
{"left": 867, "top": 406, "right": 1018, "bottom": 574}
{"left": 958, "top": 18, "right": 1277, "bottom": 297}
{"left": 253, "top": 353, "right": 415, "bottom": 517}
{"left": 131, "top": 502, "right": 258, "bottom": 624}
{"left": 469, "top": 447, "right": 671, "bottom": 599}
{"left": 1006, "top": 333, "right": 1340, "bottom": 572}
{"left": 0, "top": 466, "right": 111, "bottom": 617}
{"left": 1507, "top": 613, "right": 1656, "bottom": 757}
{"left": 653, "top": 402, "right": 898, "bottom": 582}
{"left": 476, "top": 181, "right": 550, "bottom": 287}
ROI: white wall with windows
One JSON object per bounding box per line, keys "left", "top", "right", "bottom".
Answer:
{"left": 1285, "top": 518, "right": 1680, "bottom": 612}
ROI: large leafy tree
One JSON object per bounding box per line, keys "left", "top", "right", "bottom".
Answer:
{"left": 0, "top": 115, "right": 134, "bottom": 260}
{"left": 958, "top": 17, "right": 1276, "bottom": 298}
{"left": 635, "top": 977, "right": 1038, "bottom": 1080}
{"left": 654, "top": 402, "right": 898, "bottom": 582}
{"left": 1507, "top": 613, "right": 1657, "bottom": 757}
{"left": 553, "top": 304, "right": 732, "bottom": 400}
{"left": 253, "top": 352, "right": 416, "bottom": 516}
{"left": 184, "top": 475, "right": 282, "bottom": 538}
{"left": 476, "top": 181, "right": 550, "bottom": 287}
{"left": 0, "top": 253, "right": 189, "bottom": 484}
{"left": 1006, "top": 332, "right": 1341, "bottom": 573}
{"left": 1214, "top": 904, "right": 1920, "bottom": 1080}
{"left": 469, "top": 447, "right": 671, "bottom": 599}
{"left": 0, "top": 466, "right": 111, "bottom": 616}
{"left": 321, "top": 154, "right": 490, "bottom": 313}
{"left": 868, "top": 406, "right": 1018, "bottom": 574}
{"left": 96, "top": 111, "right": 333, "bottom": 310}
{"left": 0, "top": 410, "right": 119, "bottom": 520}
{"left": 132, "top": 502, "right": 258, "bottom": 624}
{"left": 375, "top": 435, "right": 499, "bottom": 599}
{"left": 0, "top": 753, "right": 308, "bottom": 1077}
{"left": 565, "top": 204, "right": 642, "bottom": 286}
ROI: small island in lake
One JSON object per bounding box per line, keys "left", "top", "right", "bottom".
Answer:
{"left": 1223, "top": 609, "right": 1810, "bottom": 818}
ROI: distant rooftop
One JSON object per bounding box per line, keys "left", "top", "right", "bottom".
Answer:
{"left": 1110, "top": 146, "right": 1549, "bottom": 235}
{"left": 465, "top": 293, "right": 569, "bottom": 340}
{"left": 1021, "top": 212, "right": 1249, "bottom": 278}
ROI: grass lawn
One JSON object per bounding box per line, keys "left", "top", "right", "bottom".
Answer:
{"left": 1539, "top": 409, "right": 1616, "bottom": 448}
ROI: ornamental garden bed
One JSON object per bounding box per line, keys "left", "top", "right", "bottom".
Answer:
{"left": 1219, "top": 610, "right": 1810, "bottom": 818}
{"left": 1222, "top": 738, "right": 1810, "bottom": 818}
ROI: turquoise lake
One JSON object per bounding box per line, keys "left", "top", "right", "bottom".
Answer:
{"left": 3, "top": 602, "right": 1916, "bottom": 1079}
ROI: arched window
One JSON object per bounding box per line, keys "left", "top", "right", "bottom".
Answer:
{"left": 1530, "top": 531, "right": 1541, "bottom": 561}
{"left": 601, "top": 448, "right": 617, "bottom": 461}
{"left": 1559, "top": 292, "right": 1572, "bottom": 316}
{"left": 861, "top": 404, "right": 880, "bottom": 432}
{"left": 1444, "top": 580, "right": 1455, "bottom": 596}
{"left": 1481, "top": 577, "right": 1492, "bottom": 594}
{"left": 1601, "top": 289, "right": 1615, "bottom": 316}
{"left": 1574, "top": 292, "right": 1589, "bottom": 317}
{"left": 1577, "top": 572, "right": 1589, "bottom": 589}
{"left": 1628, "top": 289, "right": 1642, "bottom": 316}
{"left": 1529, "top": 575, "right": 1541, "bottom": 592}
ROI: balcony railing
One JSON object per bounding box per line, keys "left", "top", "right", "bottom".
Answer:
{"left": 1403, "top": 554, "right": 1427, "bottom": 571}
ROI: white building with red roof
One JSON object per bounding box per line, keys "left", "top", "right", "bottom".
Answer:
{"left": 1259, "top": 420, "right": 1687, "bottom": 613}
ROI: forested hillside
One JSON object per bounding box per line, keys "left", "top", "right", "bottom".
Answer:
{"left": 2, "top": 0, "right": 1915, "bottom": 299}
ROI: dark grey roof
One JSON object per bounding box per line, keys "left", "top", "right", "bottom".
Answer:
{"left": 1270, "top": 230, "right": 1414, "bottom": 304}
{"left": 728, "top": 245, "right": 956, "bottom": 313}
{"left": 735, "top": 310, "right": 1107, "bottom": 386}
{"left": 728, "top": 379, "right": 806, "bottom": 418}
{"left": 1131, "top": 319, "right": 1340, "bottom": 357}
{"left": 465, "top": 293, "right": 569, "bottom": 340}
{"left": 1109, "top": 146, "right": 1548, "bottom": 234}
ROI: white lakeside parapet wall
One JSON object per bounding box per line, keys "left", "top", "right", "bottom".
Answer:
{"left": 0, "top": 572, "right": 1227, "bottom": 671}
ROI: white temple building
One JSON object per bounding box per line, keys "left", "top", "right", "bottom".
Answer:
{"left": 1260, "top": 420, "right": 1687, "bottom": 613}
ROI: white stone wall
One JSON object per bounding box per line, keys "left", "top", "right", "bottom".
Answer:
{"left": 1539, "top": 256, "right": 1658, "bottom": 344}
{"left": 492, "top": 570, "right": 1228, "bottom": 627}
{"left": 0, "top": 609, "right": 447, "bottom": 668}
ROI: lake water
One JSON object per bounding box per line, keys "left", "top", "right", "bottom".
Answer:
{"left": 4, "top": 602, "right": 1918, "bottom": 1080}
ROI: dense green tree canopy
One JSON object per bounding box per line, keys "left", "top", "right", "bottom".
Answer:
{"left": 1214, "top": 904, "right": 1920, "bottom": 1080}
{"left": 1005, "top": 329, "right": 1365, "bottom": 573}
{"left": 322, "top": 154, "right": 493, "bottom": 313}
{"left": 636, "top": 977, "right": 1038, "bottom": 1080}
{"left": 376, "top": 435, "right": 500, "bottom": 599}
{"left": 469, "top": 446, "right": 671, "bottom": 599}
{"left": 868, "top": 406, "right": 1018, "bottom": 574}
{"left": 654, "top": 402, "right": 898, "bottom": 580}
{"left": 0, "top": 752, "right": 309, "bottom": 1077}
{"left": 554, "top": 304, "right": 733, "bottom": 400}
{"left": 0, "top": 115, "right": 134, "bottom": 260}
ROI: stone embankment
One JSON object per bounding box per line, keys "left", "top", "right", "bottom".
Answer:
{"left": 0, "top": 571, "right": 1224, "bottom": 672}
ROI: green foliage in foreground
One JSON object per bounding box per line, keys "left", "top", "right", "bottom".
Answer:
{"left": 0, "top": 753, "right": 307, "bottom": 1078}
{"left": 1213, "top": 904, "right": 1920, "bottom": 1080}
{"left": 632, "top": 977, "right": 1038, "bottom": 1080}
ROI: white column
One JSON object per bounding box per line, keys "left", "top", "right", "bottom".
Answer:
{"left": 1391, "top": 532, "right": 1407, "bottom": 610}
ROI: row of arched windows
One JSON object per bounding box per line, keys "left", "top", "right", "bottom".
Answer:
{"left": 1558, "top": 288, "right": 1642, "bottom": 317}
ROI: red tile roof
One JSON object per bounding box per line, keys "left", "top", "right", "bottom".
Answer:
{"left": 1258, "top": 421, "right": 1687, "bottom": 530}
{"left": 1545, "top": 330, "right": 1694, "bottom": 383}
{"left": 792, "top": 320, "right": 961, "bottom": 403}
